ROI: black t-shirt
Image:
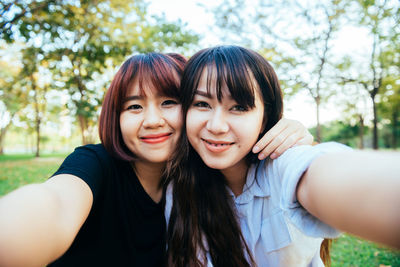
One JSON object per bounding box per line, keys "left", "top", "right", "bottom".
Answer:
{"left": 48, "top": 144, "right": 166, "bottom": 267}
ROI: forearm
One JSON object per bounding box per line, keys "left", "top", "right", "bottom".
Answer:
{"left": 0, "top": 175, "right": 93, "bottom": 266}
{"left": 298, "top": 151, "right": 400, "bottom": 249}
{"left": 0, "top": 183, "right": 77, "bottom": 266}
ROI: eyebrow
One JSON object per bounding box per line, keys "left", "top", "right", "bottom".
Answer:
{"left": 123, "top": 95, "right": 143, "bottom": 103}
{"left": 195, "top": 90, "right": 212, "bottom": 98}
{"left": 195, "top": 90, "right": 233, "bottom": 100}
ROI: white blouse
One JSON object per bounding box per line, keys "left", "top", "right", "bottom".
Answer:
{"left": 166, "top": 142, "right": 350, "bottom": 267}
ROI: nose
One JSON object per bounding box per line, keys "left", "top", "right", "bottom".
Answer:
{"left": 143, "top": 105, "right": 165, "bottom": 128}
{"left": 206, "top": 108, "right": 229, "bottom": 134}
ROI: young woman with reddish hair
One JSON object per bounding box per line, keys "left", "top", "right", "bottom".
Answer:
{"left": 0, "top": 52, "right": 312, "bottom": 267}
{"left": 0, "top": 53, "right": 184, "bottom": 267}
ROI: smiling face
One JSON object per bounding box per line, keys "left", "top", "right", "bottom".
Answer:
{"left": 120, "top": 81, "right": 182, "bottom": 164}
{"left": 186, "top": 68, "right": 265, "bottom": 172}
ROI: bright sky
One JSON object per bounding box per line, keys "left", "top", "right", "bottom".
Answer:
{"left": 147, "top": 0, "right": 373, "bottom": 127}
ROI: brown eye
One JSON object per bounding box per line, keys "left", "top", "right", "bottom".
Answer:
{"left": 162, "top": 99, "right": 179, "bottom": 106}
{"left": 193, "top": 101, "right": 210, "bottom": 108}
{"left": 127, "top": 104, "right": 142, "bottom": 110}
{"left": 231, "top": 105, "right": 248, "bottom": 112}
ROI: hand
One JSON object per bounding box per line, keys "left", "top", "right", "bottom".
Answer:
{"left": 252, "top": 118, "right": 313, "bottom": 160}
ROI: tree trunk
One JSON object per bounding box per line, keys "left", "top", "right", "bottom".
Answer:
{"left": 393, "top": 108, "right": 398, "bottom": 149}
{"left": 371, "top": 95, "right": 378, "bottom": 150}
{"left": 35, "top": 116, "right": 41, "bottom": 157}
{"left": 75, "top": 73, "right": 90, "bottom": 145}
{"left": 316, "top": 96, "right": 321, "bottom": 143}
{"left": 0, "top": 126, "right": 8, "bottom": 155}
{"left": 358, "top": 114, "right": 364, "bottom": 149}
{"left": 78, "top": 114, "right": 88, "bottom": 145}
{"left": 31, "top": 75, "right": 41, "bottom": 157}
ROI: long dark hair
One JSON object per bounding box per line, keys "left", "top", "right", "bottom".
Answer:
{"left": 166, "top": 46, "right": 283, "bottom": 266}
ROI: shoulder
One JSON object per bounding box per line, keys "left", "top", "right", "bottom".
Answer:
{"left": 60, "top": 144, "right": 116, "bottom": 171}
{"left": 258, "top": 143, "right": 347, "bottom": 238}
{"left": 52, "top": 144, "right": 116, "bottom": 199}
{"left": 73, "top": 144, "right": 112, "bottom": 161}
{"left": 265, "top": 142, "right": 350, "bottom": 177}
{"left": 259, "top": 142, "right": 351, "bottom": 212}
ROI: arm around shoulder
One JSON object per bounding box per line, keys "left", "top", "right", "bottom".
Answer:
{"left": 297, "top": 150, "right": 400, "bottom": 249}
{"left": 0, "top": 174, "right": 93, "bottom": 267}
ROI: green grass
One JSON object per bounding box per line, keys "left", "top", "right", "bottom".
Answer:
{"left": 0, "top": 154, "right": 399, "bottom": 266}
{"left": 0, "top": 154, "right": 64, "bottom": 195}
{"left": 0, "top": 153, "right": 68, "bottom": 162}
{"left": 331, "top": 235, "right": 400, "bottom": 267}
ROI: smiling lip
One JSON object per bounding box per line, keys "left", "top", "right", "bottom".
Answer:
{"left": 140, "top": 133, "right": 172, "bottom": 144}
{"left": 202, "top": 138, "right": 234, "bottom": 153}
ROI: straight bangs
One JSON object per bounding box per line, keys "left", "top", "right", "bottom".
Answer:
{"left": 123, "top": 53, "right": 182, "bottom": 103}
{"left": 181, "top": 46, "right": 257, "bottom": 112}
{"left": 179, "top": 45, "right": 283, "bottom": 165}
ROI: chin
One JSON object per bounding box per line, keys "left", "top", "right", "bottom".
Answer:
{"left": 202, "top": 159, "right": 230, "bottom": 171}
{"left": 145, "top": 155, "right": 169, "bottom": 164}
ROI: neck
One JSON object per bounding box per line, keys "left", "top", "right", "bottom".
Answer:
{"left": 133, "top": 160, "right": 165, "bottom": 203}
{"left": 220, "top": 159, "right": 249, "bottom": 197}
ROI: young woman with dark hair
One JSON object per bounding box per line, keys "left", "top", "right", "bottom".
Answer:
{"left": 166, "top": 45, "right": 400, "bottom": 267}
{"left": 0, "top": 51, "right": 312, "bottom": 267}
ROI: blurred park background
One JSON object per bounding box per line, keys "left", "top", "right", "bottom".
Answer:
{"left": 0, "top": 0, "right": 399, "bottom": 266}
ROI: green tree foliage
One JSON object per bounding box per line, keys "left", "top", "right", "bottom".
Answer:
{"left": 210, "top": 0, "right": 348, "bottom": 142}
{"left": 378, "top": 75, "right": 400, "bottom": 149}
{"left": 209, "top": 0, "right": 399, "bottom": 148}
{"left": 0, "top": 43, "right": 26, "bottom": 154}
{"left": 311, "top": 120, "right": 361, "bottom": 147}
{"left": 378, "top": 24, "right": 400, "bottom": 149}
{"left": 1, "top": 0, "right": 199, "bottom": 148}
{"left": 336, "top": 0, "right": 399, "bottom": 149}
{"left": 18, "top": 46, "right": 51, "bottom": 157}
{"left": 284, "top": 0, "right": 347, "bottom": 143}
{"left": 0, "top": 0, "right": 61, "bottom": 42}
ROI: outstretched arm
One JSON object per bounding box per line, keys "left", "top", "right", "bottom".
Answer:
{"left": 297, "top": 151, "right": 400, "bottom": 249}
{"left": 253, "top": 118, "right": 313, "bottom": 160}
{"left": 0, "top": 174, "right": 93, "bottom": 266}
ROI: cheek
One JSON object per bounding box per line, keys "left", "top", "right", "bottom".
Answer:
{"left": 186, "top": 107, "right": 206, "bottom": 124}
{"left": 186, "top": 109, "right": 201, "bottom": 138}
{"left": 164, "top": 106, "right": 183, "bottom": 131}
{"left": 119, "top": 113, "right": 140, "bottom": 138}
{"left": 236, "top": 112, "right": 264, "bottom": 142}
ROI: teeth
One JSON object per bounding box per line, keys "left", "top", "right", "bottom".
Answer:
{"left": 205, "top": 140, "right": 230, "bottom": 146}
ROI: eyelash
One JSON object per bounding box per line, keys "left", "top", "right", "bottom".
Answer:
{"left": 193, "top": 101, "right": 248, "bottom": 112}
{"left": 127, "top": 104, "right": 142, "bottom": 110}
{"left": 231, "top": 105, "right": 248, "bottom": 112}
{"left": 162, "top": 99, "right": 178, "bottom": 106}
{"left": 193, "top": 101, "right": 210, "bottom": 108}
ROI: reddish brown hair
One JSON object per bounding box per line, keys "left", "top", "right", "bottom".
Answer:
{"left": 99, "top": 53, "right": 186, "bottom": 161}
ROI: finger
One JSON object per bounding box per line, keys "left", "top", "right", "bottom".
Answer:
{"left": 269, "top": 133, "right": 303, "bottom": 159}
{"left": 294, "top": 133, "right": 314, "bottom": 146}
{"left": 252, "top": 120, "right": 288, "bottom": 153}
{"left": 269, "top": 131, "right": 313, "bottom": 159}
{"left": 257, "top": 129, "right": 296, "bottom": 160}
{"left": 258, "top": 119, "right": 311, "bottom": 159}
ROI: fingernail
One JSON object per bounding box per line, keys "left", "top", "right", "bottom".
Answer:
{"left": 253, "top": 145, "right": 260, "bottom": 153}
{"left": 270, "top": 153, "right": 277, "bottom": 159}
{"left": 258, "top": 153, "right": 265, "bottom": 160}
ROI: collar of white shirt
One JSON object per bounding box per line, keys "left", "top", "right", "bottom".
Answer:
{"left": 228, "top": 160, "right": 271, "bottom": 205}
